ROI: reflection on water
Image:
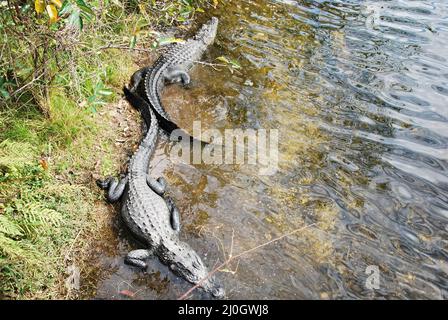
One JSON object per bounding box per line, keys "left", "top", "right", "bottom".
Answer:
{"left": 93, "top": 0, "right": 448, "bottom": 299}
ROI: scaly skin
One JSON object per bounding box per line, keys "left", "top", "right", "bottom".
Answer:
{"left": 97, "top": 88, "right": 224, "bottom": 298}
{"left": 130, "top": 17, "right": 219, "bottom": 139}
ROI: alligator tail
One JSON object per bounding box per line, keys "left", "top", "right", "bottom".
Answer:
{"left": 123, "top": 87, "right": 208, "bottom": 146}
{"left": 123, "top": 86, "right": 154, "bottom": 127}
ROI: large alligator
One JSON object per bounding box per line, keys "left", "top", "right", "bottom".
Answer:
{"left": 129, "top": 17, "right": 219, "bottom": 141}
{"left": 97, "top": 87, "right": 224, "bottom": 298}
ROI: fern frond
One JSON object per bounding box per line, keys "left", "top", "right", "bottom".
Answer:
{"left": 0, "top": 140, "right": 37, "bottom": 168}
{"left": 0, "top": 215, "right": 23, "bottom": 237}
{"left": 0, "top": 233, "right": 39, "bottom": 262}
{"left": 12, "top": 202, "right": 64, "bottom": 237}
{"left": 23, "top": 203, "right": 63, "bottom": 227}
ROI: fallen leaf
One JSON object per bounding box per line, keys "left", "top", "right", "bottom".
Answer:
{"left": 39, "top": 158, "right": 48, "bottom": 170}
{"left": 119, "top": 290, "right": 135, "bottom": 298}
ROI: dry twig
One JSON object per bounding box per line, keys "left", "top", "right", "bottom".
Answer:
{"left": 178, "top": 223, "right": 317, "bottom": 300}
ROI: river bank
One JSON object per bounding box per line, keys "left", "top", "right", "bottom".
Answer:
{"left": 0, "top": 1, "right": 213, "bottom": 299}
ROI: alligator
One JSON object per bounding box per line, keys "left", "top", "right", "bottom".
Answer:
{"left": 129, "top": 17, "right": 219, "bottom": 142}
{"left": 97, "top": 87, "right": 224, "bottom": 298}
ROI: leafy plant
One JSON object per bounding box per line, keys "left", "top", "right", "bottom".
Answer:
{"left": 86, "top": 80, "right": 113, "bottom": 111}
{"left": 216, "top": 56, "right": 241, "bottom": 74}
{"left": 35, "top": 0, "right": 62, "bottom": 24}
{"left": 59, "top": 0, "right": 94, "bottom": 31}
{"left": 34, "top": 0, "right": 93, "bottom": 29}
{"left": 0, "top": 76, "right": 13, "bottom": 100}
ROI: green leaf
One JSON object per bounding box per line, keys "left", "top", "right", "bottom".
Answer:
{"left": 67, "top": 10, "right": 83, "bottom": 30}
{"left": 229, "top": 59, "right": 241, "bottom": 69}
{"left": 129, "top": 35, "right": 137, "bottom": 49}
{"left": 87, "top": 95, "right": 96, "bottom": 103}
{"left": 0, "top": 88, "right": 10, "bottom": 99}
{"left": 59, "top": 1, "right": 73, "bottom": 15}
{"left": 157, "top": 37, "right": 185, "bottom": 46}
{"left": 97, "top": 89, "right": 112, "bottom": 96}
{"left": 75, "top": 0, "right": 94, "bottom": 15}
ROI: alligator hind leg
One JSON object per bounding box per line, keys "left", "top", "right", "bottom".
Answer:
{"left": 164, "top": 67, "right": 191, "bottom": 86}
{"left": 125, "top": 249, "right": 153, "bottom": 269}
{"left": 165, "top": 197, "right": 181, "bottom": 232}
{"left": 146, "top": 175, "right": 166, "bottom": 195}
{"left": 96, "top": 176, "right": 128, "bottom": 203}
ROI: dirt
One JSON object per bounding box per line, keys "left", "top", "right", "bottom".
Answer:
{"left": 56, "top": 95, "right": 143, "bottom": 299}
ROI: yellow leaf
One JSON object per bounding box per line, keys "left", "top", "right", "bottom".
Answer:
{"left": 216, "top": 56, "right": 230, "bottom": 64}
{"left": 51, "top": 0, "right": 63, "bottom": 8}
{"left": 39, "top": 158, "right": 48, "bottom": 171}
{"left": 35, "top": 0, "right": 45, "bottom": 14}
{"left": 46, "top": 4, "right": 58, "bottom": 23}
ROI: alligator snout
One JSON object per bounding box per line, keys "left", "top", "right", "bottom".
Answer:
{"left": 203, "top": 277, "right": 225, "bottom": 299}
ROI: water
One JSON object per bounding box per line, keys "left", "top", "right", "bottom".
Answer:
{"left": 92, "top": 0, "right": 448, "bottom": 299}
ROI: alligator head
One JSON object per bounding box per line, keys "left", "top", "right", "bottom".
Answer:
{"left": 158, "top": 240, "right": 225, "bottom": 298}
{"left": 194, "top": 17, "right": 219, "bottom": 46}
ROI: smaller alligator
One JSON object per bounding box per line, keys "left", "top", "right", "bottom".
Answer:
{"left": 129, "top": 17, "right": 219, "bottom": 142}
{"left": 97, "top": 87, "right": 224, "bottom": 298}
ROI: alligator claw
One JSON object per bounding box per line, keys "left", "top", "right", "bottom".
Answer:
{"left": 181, "top": 76, "right": 191, "bottom": 87}
{"left": 125, "top": 249, "right": 153, "bottom": 269}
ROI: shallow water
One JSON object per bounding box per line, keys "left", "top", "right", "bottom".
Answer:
{"left": 92, "top": 0, "right": 448, "bottom": 299}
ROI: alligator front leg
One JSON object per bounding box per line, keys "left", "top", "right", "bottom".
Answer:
{"left": 165, "top": 197, "right": 181, "bottom": 232}
{"left": 146, "top": 175, "right": 167, "bottom": 195}
{"left": 164, "top": 67, "right": 191, "bottom": 86}
{"left": 96, "top": 176, "right": 128, "bottom": 203}
{"left": 125, "top": 249, "right": 153, "bottom": 269}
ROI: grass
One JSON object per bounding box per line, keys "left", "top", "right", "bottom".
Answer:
{"left": 0, "top": 0, "right": 214, "bottom": 299}
{"left": 0, "top": 52, "right": 136, "bottom": 298}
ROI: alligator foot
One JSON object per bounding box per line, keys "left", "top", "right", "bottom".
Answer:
{"left": 165, "top": 197, "right": 181, "bottom": 232}
{"left": 164, "top": 67, "right": 191, "bottom": 87}
{"left": 157, "top": 177, "right": 167, "bottom": 191}
{"left": 146, "top": 175, "right": 166, "bottom": 195}
{"left": 96, "top": 175, "right": 128, "bottom": 203}
{"left": 125, "top": 249, "right": 153, "bottom": 269}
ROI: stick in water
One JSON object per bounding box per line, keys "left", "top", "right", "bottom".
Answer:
{"left": 178, "top": 223, "right": 317, "bottom": 300}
